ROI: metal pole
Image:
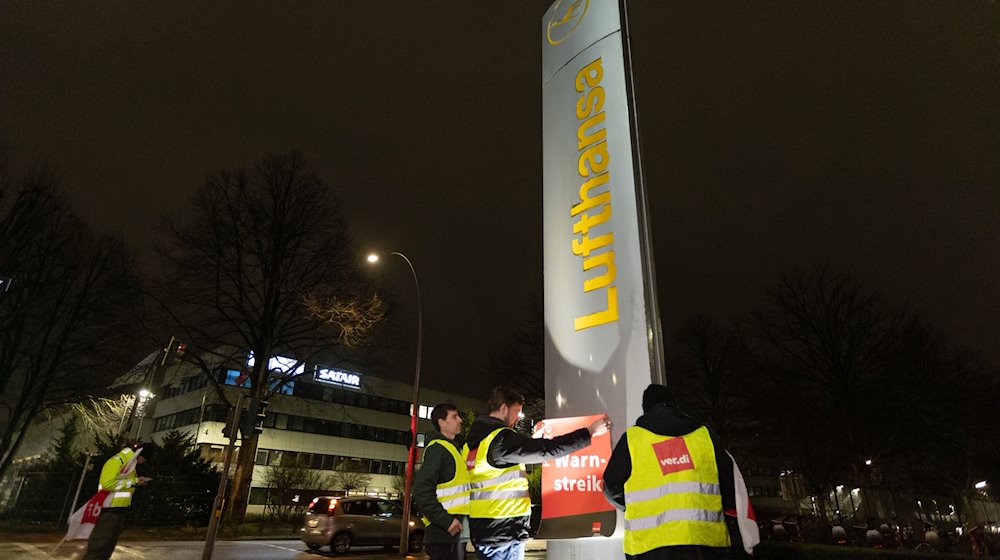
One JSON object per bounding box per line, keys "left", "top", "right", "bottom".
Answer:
{"left": 118, "top": 394, "right": 140, "bottom": 445}
{"left": 202, "top": 391, "right": 243, "bottom": 560}
{"left": 116, "top": 395, "right": 133, "bottom": 442}
{"left": 66, "top": 452, "right": 95, "bottom": 527}
{"left": 391, "top": 251, "right": 421, "bottom": 556}
{"left": 619, "top": 0, "right": 665, "bottom": 384}
{"left": 194, "top": 393, "right": 207, "bottom": 444}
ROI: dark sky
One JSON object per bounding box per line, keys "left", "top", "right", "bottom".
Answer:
{"left": 2, "top": 2, "right": 998, "bottom": 395}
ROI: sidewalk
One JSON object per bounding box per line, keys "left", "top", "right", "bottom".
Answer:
{"left": 524, "top": 538, "right": 547, "bottom": 551}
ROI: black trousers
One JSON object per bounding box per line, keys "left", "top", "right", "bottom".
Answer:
{"left": 82, "top": 508, "right": 127, "bottom": 560}
{"left": 425, "top": 541, "right": 467, "bottom": 560}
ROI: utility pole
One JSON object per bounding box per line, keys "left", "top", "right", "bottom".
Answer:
{"left": 202, "top": 391, "right": 244, "bottom": 560}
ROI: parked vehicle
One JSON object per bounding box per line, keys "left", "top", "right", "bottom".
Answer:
{"left": 300, "top": 496, "right": 424, "bottom": 554}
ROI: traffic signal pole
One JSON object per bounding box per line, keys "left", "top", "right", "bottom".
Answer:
{"left": 202, "top": 391, "right": 243, "bottom": 560}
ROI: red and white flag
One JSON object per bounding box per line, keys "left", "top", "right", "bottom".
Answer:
{"left": 726, "top": 452, "right": 760, "bottom": 554}
{"left": 65, "top": 490, "right": 110, "bottom": 540}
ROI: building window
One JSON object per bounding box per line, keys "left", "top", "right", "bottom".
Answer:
{"left": 248, "top": 487, "right": 268, "bottom": 505}
{"left": 267, "top": 450, "right": 283, "bottom": 466}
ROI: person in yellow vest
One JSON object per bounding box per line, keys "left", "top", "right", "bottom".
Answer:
{"left": 466, "top": 386, "right": 611, "bottom": 560}
{"left": 82, "top": 441, "right": 155, "bottom": 560}
{"left": 603, "top": 384, "right": 757, "bottom": 559}
{"left": 414, "top": 403, "right": 472, "bottom": 560}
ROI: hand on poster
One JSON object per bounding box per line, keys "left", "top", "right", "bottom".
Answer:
{"left": 587, "top": 414, "right": 612, "bottom": 436}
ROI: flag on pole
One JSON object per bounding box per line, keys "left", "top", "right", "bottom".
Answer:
{"left": 65, "top": 490, "right": 110, "bottom": 540}
{"left": 725, "top": 452, "right": 760, "bottom": 555}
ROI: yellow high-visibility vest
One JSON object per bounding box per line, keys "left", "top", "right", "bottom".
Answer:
{"left": 466, "top": 428, "right": 530, "bottom": 520}
{"left": 623, "top": 426, "right": 730, "bottom": 555}
{"left": 98, "top": 447, "right": 140, "bottom": 508}
{"left": 422, "top": 438, "right": 471, "bottom": 526}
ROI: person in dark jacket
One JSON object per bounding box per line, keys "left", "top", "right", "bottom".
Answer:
{"left": 414, "top": 403, "right": 471, "bottom": 560}
{"left": 466, "top": 386, "right": 611, "bottom": 560}
{"left": 603, "top": 384, "right": 737, "bottom": 560}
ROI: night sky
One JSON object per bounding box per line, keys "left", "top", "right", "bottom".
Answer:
{"left": 2, "top": 2, "right": 997, "bottom": 396}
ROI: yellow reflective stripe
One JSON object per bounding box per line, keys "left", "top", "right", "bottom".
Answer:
{"left": 626, "top": 482, "right": 721, "bottom": 504}
{"left": 625, "top": 508, "right": 725, "bottom": 531}
{"left": 471, "top": 470, "right": 525, "bottom": 488}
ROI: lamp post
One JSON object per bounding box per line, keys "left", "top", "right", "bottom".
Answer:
{"left": 368, "top": 251, "right": 422, "bottom": 555}
{"left": 133, "top": 389, "right": 154, "bottom": 439}
{"left": 117, "top": 388, "right": 152, "bottom": 445}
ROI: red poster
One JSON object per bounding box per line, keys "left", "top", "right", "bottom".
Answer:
{"left": 533, "top": 414, "right": 615, "bottom": 520}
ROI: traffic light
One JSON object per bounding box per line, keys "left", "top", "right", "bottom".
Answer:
{"left": 241, "top": 397, "right": 268, "bottom": 438}
{"left": 160, "top": 338, "right": 187, "bottom": 366}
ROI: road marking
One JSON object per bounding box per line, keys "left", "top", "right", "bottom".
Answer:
{"left": 257, "top": 542, "right": 303, "bottom": 552}
{"left": 114, "top": 544, "right": 145, "bottom": 557}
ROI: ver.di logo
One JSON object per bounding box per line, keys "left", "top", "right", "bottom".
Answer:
{"left": 547, "top": 0, "right": 590, "bottom": 45}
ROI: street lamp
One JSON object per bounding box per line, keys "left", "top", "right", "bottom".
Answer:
{"left": 368, "top": 251, "right": 422, "bottom": 555}
{"left": 116, "top": 388, "right": 153, "bottom": 444}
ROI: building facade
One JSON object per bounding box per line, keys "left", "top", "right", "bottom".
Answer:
{"left": 140, "top": 352, "right": 484, "bottom": 513}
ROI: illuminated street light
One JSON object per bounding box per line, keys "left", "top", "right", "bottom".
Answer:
{"left": 865, "top": 459, "right": 872, "bottom": 466}
{"left": 134, "top": 389, "right": 155, "bottom": 438}
{"left": 367, "top": 251, "right": 421, "bottom": 555}
{"left": 976, "top": 480, "right": 988, "bottom": 490}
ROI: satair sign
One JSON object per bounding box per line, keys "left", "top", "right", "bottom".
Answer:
{"left": 314, "top": 367, "right": 361, "bottom": 389}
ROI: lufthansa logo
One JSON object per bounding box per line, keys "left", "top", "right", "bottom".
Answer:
{"left": 547, "top": 0, "right": 589, "bottom": 45}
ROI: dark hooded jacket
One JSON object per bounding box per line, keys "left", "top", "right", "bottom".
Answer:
{"left": 466, "top": 415, "right": 592, "bottom": 546}
{"left": 603, "top": 402, "right": 736, "bottom": 560}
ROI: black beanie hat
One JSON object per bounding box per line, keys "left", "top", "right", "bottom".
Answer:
{"left": 642, "top": 384, "right": 673, "bottom": 413}
{"left": 133, "top": 441, "right": 157, "bottom": 461}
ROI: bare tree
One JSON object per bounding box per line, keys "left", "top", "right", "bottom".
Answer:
{"left": 390, "top": 473, "right": 406, "bottom": 497}
{"left": 263, "top": 465, "right": 329, "bottom": 528}
{"left": 745, "top": 265, "right": 913, "bottom": 516}
{"left": 667, "top": 315, "right": 756, "bottom": 455}
{"left": 330, "top": 463, "right": 372, "bottom": 494}
{"left": 152, "top": 151, "right": 382, "bottom": 522}
{"left": 0, "top": 169, "right": 141, "bottom": 479}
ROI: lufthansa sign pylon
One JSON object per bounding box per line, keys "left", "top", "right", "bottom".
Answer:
{"left": 542, "top": 0, "right": 665, "bottom": 553}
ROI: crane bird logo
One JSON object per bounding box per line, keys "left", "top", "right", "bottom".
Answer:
{"left": 547, "top": 0, "right": 590, "bottom": 45}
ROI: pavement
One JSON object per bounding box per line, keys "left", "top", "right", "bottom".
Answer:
{"left": 0, "top": 537, "right": 549, "bottom": 559}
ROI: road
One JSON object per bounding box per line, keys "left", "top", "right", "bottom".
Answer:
{"left": 0, "top": 539, "right": 548, "bottom": 559}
